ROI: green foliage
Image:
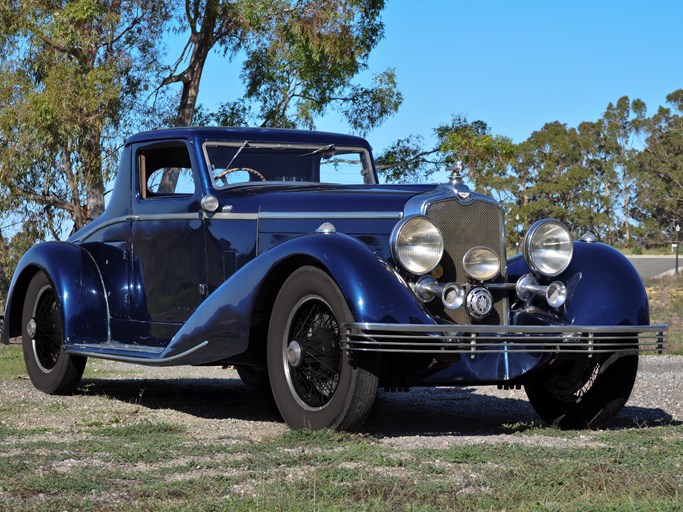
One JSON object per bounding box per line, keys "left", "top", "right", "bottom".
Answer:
{"left": 380, "top": 93, "right": 679, "bottom": 248}
{"left": 166, "top": 0, "right": 400, "bottom": 133}
{"left": 0, "top": 345, "right": 26, "bottom": 379}
{"left": 0, "top": 0, "right": 170, "bottom": 298}
{"left": 633, "top": 90, "right": 683, "bottom": 243}
{"left": 376, "top": 115, "right": 514, "bottom": 190}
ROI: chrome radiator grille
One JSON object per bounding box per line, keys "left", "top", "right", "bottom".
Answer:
{"left": 427, "top": 199, "right": 508, "bottom": 325}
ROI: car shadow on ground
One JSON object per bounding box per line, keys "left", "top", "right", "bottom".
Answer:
{"left": 77, "top": 376, "right": 678, "bottom": 436}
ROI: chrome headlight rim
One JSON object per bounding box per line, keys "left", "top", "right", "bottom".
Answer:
{"left": 462, "top": 246, "right": 501, "bottom": 281}
{"left": 523, "top": 219, "right": 573, "bottom": 277}
{"left": 390, "top": 215, "right": 444, "bottom": 275}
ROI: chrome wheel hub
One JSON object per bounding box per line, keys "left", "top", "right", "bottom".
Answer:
{"left": 287, "top": 340, "right": 303, "bottom": 368}
{"left": 27, "top": 318, "right": 37, "bottom": 338}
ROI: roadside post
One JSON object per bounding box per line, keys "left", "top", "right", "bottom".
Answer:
{"left": 676, "top": 224, "right": 680, "bottom": 276}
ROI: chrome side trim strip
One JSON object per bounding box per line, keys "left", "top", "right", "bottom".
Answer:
{"left": 73, "top": 216, "right": 134, "bottom": 241}
{"left": 68, "top": 340, "right": 209, "bottom": 364}
{"left": 258, "top": 211, "right": 403, "bottom": 220}
{"left": 203, "top": 212, "right": 259, "bottom": 220}
{"left": 77, "top": 210, "right": 400, "bottom": 241}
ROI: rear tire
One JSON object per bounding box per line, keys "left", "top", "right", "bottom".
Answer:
{"left": 525, "top": 352, "right": 638, "bottom": 429}
{"left": 267, "top": 266, "right": 377, "bottom": 430}
{"left": 21, "top": 271, "right": 86, "bottom": 395}
{"left": 236, "top": 364, "right": 271, "bottom": 393}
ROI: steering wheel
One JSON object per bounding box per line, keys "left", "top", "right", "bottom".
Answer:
{"left": 215, "top": 166, "right": 266, "bottom": 182}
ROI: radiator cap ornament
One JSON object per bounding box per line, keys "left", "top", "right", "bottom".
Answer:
{"left": 448, "top": 161, "right": 471, "bottom": 199}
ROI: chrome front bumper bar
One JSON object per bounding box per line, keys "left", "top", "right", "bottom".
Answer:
{"left": 343, "top": 323, "right": 668, "bottom": 355}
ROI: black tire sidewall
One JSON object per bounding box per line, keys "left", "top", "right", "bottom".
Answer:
{"left": 525, "top": 353, "right": 638, "bottom": 429}
{"left": 21, "top": 271, "right": 82, "bottom": 394}
{"left": 267, "top": 267, "right": 358, "bottom": 430}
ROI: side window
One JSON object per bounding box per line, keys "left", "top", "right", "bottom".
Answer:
{"left": 139, "top": 143, "right": 196, "bottom": 198}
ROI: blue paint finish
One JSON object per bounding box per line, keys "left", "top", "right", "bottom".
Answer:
{"left": 3, "top": 126, "right": 659, "bottom": 391}
{"left": 424, "top": 241, "right": 649, "bottom": 384}
{"left": 157, "top": 232, "right": 434, "bottom": 365}
{"left": 509, "top": 240, "right": 649, "bottom": 327}
{"left": 2, "top": 243, "right": 108, "bottom": 346}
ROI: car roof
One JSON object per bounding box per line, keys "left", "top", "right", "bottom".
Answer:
{"left": 125, "top": 126, "right": 372, "bottom": 149}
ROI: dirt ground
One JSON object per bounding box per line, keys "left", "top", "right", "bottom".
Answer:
{"left": 1, "top": 354, "right": 680, "bottom": 448}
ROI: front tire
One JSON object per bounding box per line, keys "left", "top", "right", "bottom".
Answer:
{"left": 525, "top": 352, "right": 638, "bottom": 429}
{"left": 21, "top": 271, "right": 86, "bottom": 395}
{"left": 267, "top": 266, "right": 378, "bottom": 430}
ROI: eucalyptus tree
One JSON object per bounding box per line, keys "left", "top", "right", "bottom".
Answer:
{"left": 601, "top": 96, "right": 646, "bottom": 243}
{"left": 163, "top": 0, "right": 401, "bottom": 131}
{"left": 376, "top": 115, "right": 514, "bottom": 191}
{"left": 159, "top": 0, "right": 401, "bottom": 191}
{"left": 0, "top": 0, "right": 169, "bottom": 298}
{"left": 633, "top": 90, "right": 683, "bottom": 243}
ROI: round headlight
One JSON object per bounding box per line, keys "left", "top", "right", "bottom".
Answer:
{"left": 463, "top": 247, "right": 500, "bottom": 281}
{"left": 391, "top": 216, "right": 444, "bottom": 274}
{"left": 523, "top": 220, "right": 573, "bottom": 277}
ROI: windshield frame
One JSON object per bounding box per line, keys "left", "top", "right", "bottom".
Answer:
{"left": 202, "top": 141, "right": 377, "bottom": 189}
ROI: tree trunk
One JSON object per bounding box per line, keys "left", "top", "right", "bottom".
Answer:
{"left": 159, "top": 0, "right": 217, "bottom": 192}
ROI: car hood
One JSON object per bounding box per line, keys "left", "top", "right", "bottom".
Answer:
{"left": 215, "top": 182, "right": 438, "bottom": 215}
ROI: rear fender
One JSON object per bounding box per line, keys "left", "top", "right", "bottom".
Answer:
{"left": 161, "top": 232, "right": 433, "bottom": 363}
{"left": 1, "top": 242, "right": 108, "bottom": 346}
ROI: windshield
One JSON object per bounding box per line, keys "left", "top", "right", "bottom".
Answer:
{"left": 202, "top": 142, "right": 376, "bottom": 188}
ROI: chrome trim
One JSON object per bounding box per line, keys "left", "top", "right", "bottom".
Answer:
{"left": 203, "top": 212, "right": 259, "bottom": 220}
{"left": 580, "top": 231, "right": 598, "bottom": 243}
{"left": 523, "top": 219, "right": 573, "bottom": 277}
{"left": 462, "top": 246, "right": 500, "bottom": 281}
{"left": 412, "top": 276, "right": 465, "bottom": 310}
{"left": 73, "top": 216, "right": 135, "bottom": 241}
{"left": 133, "top": 213, "right": 200, "bottom": 222}
{"left": 390, "top": 215, "right": 444, "bottom": 275}
{"left": 258, "top": 211, "right": 403, "bottom": 220}
{"left": 404, "top": 183, "right": 501, "bottom": 217}
{"left": 316, "top": 222, "right": 337, "bottom": 234}
{"left": 68, "top": 340, "right": 209, "bottom": 364}
{"left": 343, "top": 323, "right": 668, "bottom": 355}
{"left": 201, "top": 194, "right": 219, "bottom": 212}
{"left": 466, "top": 287, "right": 494, "bottom": 319}
{"left": 77, "top": 210, "right": 401, "bottom": 241}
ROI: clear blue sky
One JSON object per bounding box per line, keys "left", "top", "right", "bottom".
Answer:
{"left": 176, "top": 0, "right": 682, "bottom": 153}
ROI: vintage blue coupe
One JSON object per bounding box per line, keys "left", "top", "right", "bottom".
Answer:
{"left": 0, "top": 127, "right": 667, "bottom": 430}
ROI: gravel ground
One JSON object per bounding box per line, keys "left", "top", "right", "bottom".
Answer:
{"left": 1, "top": 353, "right": 680, "bottom": 447}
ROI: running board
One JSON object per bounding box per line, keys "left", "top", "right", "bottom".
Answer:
{"left": 67, "top": 340, "right": 209, "bottom": 365}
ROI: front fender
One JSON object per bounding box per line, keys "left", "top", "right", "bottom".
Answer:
{"left": 1, "top": 242, "right": 108, "bottom": 345}
{"left": 161, "top": 232, "right": 433, "bottom": 364}
{"left": 508, "top": 241, "right": 649, "bottom": 327}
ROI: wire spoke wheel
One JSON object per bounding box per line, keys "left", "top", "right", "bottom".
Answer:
{"left": 22, "top": 271, "right": 86, "bottom": 395}
{"left": 285, "top": 297, "right": 342, "bottom": 408}
{"left": 267, "top": 266, "right": 378, "bottom": 430}
{"left": 32, "top": 286, "right": 63, "bottom": 373}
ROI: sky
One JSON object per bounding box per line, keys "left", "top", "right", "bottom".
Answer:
{"left": 184, "top": 0, "right": 683, "bottom": 155}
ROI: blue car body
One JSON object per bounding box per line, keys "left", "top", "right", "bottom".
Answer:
{"left": 1, "top": 127, "right": 668, "bottom": 429}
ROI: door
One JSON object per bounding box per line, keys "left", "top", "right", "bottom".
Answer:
{"left": 128, "top": 140, "right": 206, "bottom": 345}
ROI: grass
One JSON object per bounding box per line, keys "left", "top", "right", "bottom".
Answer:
{"left": 0, "top": 342, "right": 26, "bottom": 379}
{"left": 0, "top": 276, "right": 681, "bottom": 510}
{"left": 646, "top": 275, "right": 683, "bottom": 354}
{"left": 0, "top": 420, "right": 682, "bottom": 511}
